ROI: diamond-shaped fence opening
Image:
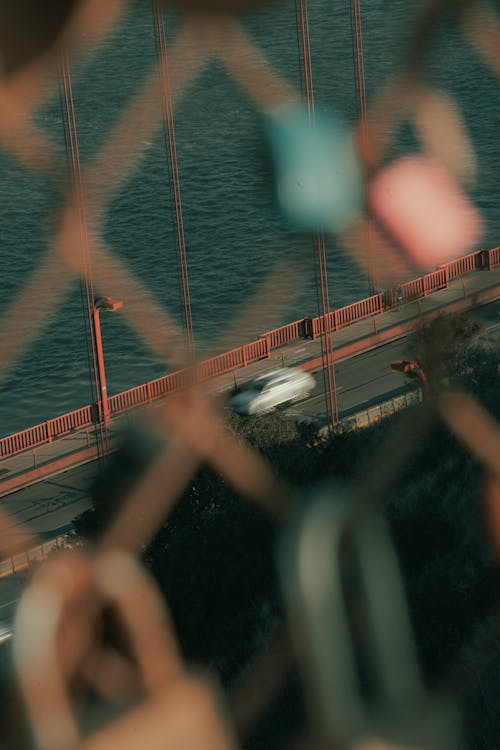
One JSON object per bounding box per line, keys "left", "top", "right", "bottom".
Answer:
{"left": 0, "top": 1, "right": 499, "bottom": 748}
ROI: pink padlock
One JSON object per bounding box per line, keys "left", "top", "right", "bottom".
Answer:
{"left": 368, "top": 155, "right": 482, "bottom": 271}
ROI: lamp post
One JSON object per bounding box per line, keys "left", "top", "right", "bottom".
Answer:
{"left": 93, "top": 296, "right": 123, "bottom": 424}
{"left": 390, "top": 359, "right": 428, "bottom": 398}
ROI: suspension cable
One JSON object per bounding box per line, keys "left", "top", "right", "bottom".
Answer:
{"left": 350, "top": 0, "right": 378, "bottom": 295}
{"left": 58, "top": 52, "right": 109, "bottom": 460}
{"left": 295, "top": 0, "right": 339, "bottom": 428}
{"left": 152, "top": 1, "right": 195, "bottom": 360}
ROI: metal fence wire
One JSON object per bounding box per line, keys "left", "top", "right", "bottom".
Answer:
{"left": 0, "top": 1, "right": 500, "bottom": 748}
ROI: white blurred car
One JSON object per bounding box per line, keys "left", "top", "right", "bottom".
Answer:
{"left": 0, "top": 622, "right": 12, "bottom": 645}
{"left": 229, "top": 367, "right": 315, "bottom": 415}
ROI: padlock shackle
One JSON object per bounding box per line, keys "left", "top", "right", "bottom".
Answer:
{"left": 14, "top": 551, "right": 184, "bottom": 750}
{"left": 94, "top": 551, "right": 183, "bottom": 693}
{"left": 280, "top": 484, "right": 424, "bottom": 744}
{"left": 14, "top": 554, "right": 93, "bottom": 750}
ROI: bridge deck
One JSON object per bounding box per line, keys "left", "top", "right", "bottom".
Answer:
{"left": 1, "top": 263, "right": 499, "bottom": 500}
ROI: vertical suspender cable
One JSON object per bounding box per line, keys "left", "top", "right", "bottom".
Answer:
{"left": 297, "top": 0, "right": 314, "bottom": 115}
{"left": 350, "top": 0, "right": 378, "bottom": 295}
{"left": 152, "top": 1, "right": 195, "bottom": 359}
{"left": 295, "top": 0, "right": 339, "bottom": 428}
{"left": 58, "top": 53, "right": 109, "bottom": 460}
{"left": 294, "top": 1, "right": 306, "bottom": 100}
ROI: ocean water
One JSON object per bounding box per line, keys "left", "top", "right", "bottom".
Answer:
{"left": 0, "top": 0, "right": 499, "bottom": 435}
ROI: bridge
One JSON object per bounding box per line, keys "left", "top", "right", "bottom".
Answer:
{"left": 1, "top": 246, "right": 499, "bottom": 506}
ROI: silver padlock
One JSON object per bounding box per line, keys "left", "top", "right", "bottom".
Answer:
{"left": 279, "top": 481, "right": 465, "bottom": 749}
{"left": 14, "top": 550, "right": 239, "bottom": 750}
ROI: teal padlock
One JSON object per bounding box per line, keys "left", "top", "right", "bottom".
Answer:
{"left": 265, "top": 103, "right": 364, "bottom": 234}
{"left": 279, "top": 481, "right": 465, "bottom": 749}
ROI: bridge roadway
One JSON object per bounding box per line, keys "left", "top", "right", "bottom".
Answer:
{"left": 0, "top": 300, "right": 497, "bottom": 636}
{"left": 0, "top": 271, "right": 499, "bottom": 635}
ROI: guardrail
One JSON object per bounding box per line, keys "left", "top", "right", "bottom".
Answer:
{"left": 0, "top": 535, "right": 68, "bottom": 579}
{"left": 263, "top": 319, "right": 308, "bottom": 348}
{"left": 310, "top": 293, "right": 384, "bottom": 338}
{"left": 0, "top": 405, "right": 94, "bottom": 458}
{"left": 0, "top": 247, "right": 495, "bottom": 461}
{"left": 317, "top": 389, "right": 423, "bottom": 438}
{"left": 445, "top": 249, "right": 482, "bottom": 279}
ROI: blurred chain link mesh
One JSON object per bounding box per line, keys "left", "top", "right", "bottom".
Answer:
{"left": 0, "top": 0, "right": 499, "bottom": 748}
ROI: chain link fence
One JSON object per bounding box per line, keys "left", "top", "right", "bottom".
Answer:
{"left": 0, "top": 1, "right": 499, "bottom": 748}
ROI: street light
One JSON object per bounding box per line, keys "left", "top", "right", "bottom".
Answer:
{"left": 93, "top": 296, "right": 124, "bottom": 424}
{"left": 390, "top": 359, "right": 428, "bottom": 396}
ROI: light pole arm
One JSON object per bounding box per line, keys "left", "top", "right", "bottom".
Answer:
{"left": 390, "top": 359, "right": 428, "bottom": 397}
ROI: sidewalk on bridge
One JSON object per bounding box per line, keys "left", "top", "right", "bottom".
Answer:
{"left": 1, "top": 266, "right": 499, "bottom": 492}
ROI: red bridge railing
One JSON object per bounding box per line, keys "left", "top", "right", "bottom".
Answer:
{"left": 0, "top": 405, "right": 94, "bottom": 458}
{"left": 310, "top": 293, "right": 384, "bottom": 338}
{"left": 445, "top": 249, "right": 483, "bottom": 279}
{"left": 262, "top": 319, "right": 308, "bottom": 349}
{"left": 487, "top": 246, "right": 500, "bottom": 269}
{"left": 0, "top": 247, "right": 496, "bottom": 460}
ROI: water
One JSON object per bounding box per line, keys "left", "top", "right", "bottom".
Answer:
{"left": 1, "top": 0, "right": 499, "bottom": 435}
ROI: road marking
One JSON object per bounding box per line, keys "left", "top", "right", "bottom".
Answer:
{"left": 0, "top": 599, "right": 19, "bottom": 611}
{"left": 46, "top": 479, "right": 88, "bottom": 493}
